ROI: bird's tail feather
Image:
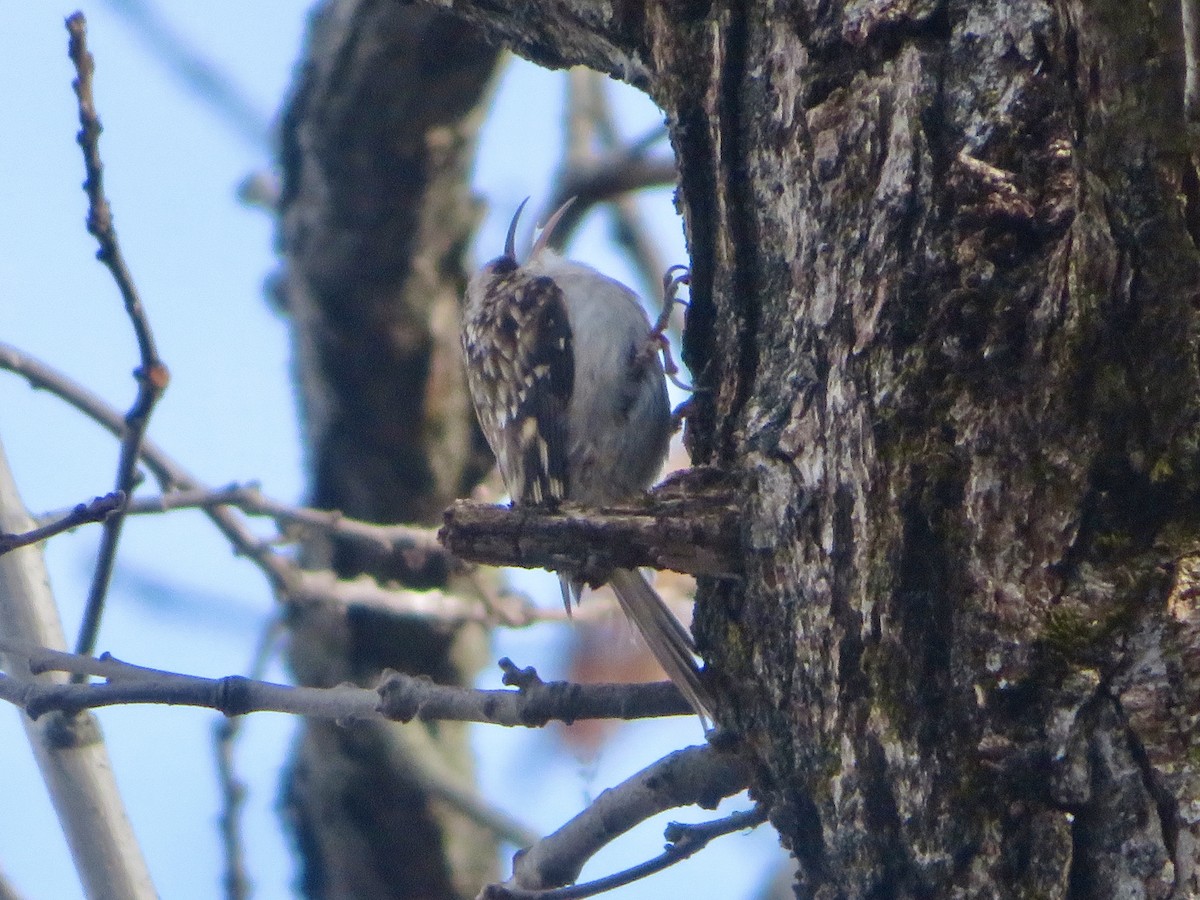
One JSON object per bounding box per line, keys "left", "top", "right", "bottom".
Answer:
{"left": 607, "top": 567, "right": 714, "bottom": 726}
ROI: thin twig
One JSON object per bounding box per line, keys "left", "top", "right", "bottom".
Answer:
{"left": 123, "top": 484, "right": 442, "bottom": 556}
{"left": 543, "top": 72, "right": 675, "bottom": 253}
{"left": 484, "top": 807, "right": 768, "bottom": 900}
{"left": 379, "top": 719, "right": 541, "bottom": 849}
{"left": 0, "top": 344, "right": 506, "bottom": 627}
{"left": 41, "top": 483, "right": 446, "bottom": 560}
{"left": 66, "top": 13, "right": 170, "bottom": 659}
{"left": 213, "top": 618, "right": 279, "bottom": 900}
{"left": 625, "top": 122, "right": 669, "bottom": 158}
{"left": 67, "top": 15, "right": 161, "bottom": 375}
{"left": 0, "top": 341, "right": 689, "bottom": 628}
{"left": 0, "top": 491, "right": 124, "bottom": 556}
{"left": 213, "top": 717, "right": 250, "bottom": 900}
{"left": 0, "top": 341, "right": 294, "bottom": 593}
{"left": 539, "top": 155, "right": 676, "bottom": 252}
{"left": 552, "top": 69, "right": 684, "bottom": 393}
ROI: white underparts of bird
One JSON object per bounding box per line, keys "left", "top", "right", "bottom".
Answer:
{"left": 461, "top": 198, "right": 715, "bottom": 724}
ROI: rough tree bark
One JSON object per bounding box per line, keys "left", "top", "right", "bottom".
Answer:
{"left": 419, "top": 0, "right": 1200, "bottom": 896}
{"left": 276, "top": 2, "right": 501, "bottom": 898}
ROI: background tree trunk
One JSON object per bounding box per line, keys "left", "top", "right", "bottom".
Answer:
{"left": 276, "top": 2, "right": 501, "bottom": 897}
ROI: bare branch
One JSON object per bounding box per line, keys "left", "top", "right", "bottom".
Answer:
{"left": 540, "top": 154, "right": 677, "bottom": 253}
{"left": 207, "top": 625, "right": 535, "bottom": 894}
{"left": 2, "top": 339, "right": 706, "bottom": 632}
{"left": 0, "top": 645, "right": 378, "bottom": 722}
{"left": 481, "top": 744, "right": 752, "bottom": 895}
{"left": 66, "top": 12, "right": 170, "bottom": 658}
{"left": 581, "top": 73, "right": 673, "bottom": 305}
{"left": 548, "top": 69, "right": 675, "bottom": 304}
{"left": 0, "top": 343, "right": 172, "bottom": 487}
{"left": 41, "top": 483, "right": 447, "bottom": 566}
{"left": 0, "top": 436, "right": 156, "bottom": 899}
{"left": 287, "top": 571, "right": 502, "bottom": 623}
{"left": 0, "top": 641, "right": 696, "bottom": 726}
{"left": 0, "top": 342, "right": 729, "bottom": 630}
{"left": 484, "top": 807, "right": 768, "bottom": 900}
{"left": 0, "top": 492, "right": 124, "bottom": 556}
{"left": 0, "top": 343, "right": 531, "bottom": 630}
{"left": 439, "top": 468, "right": 744, "bottom": 582}
{"left": 380, "top": 716, "right": 542, "bottom": 849}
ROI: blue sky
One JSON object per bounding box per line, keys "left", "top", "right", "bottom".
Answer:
{"left": 0, "top": 4, "right": 781, "bottom": 898}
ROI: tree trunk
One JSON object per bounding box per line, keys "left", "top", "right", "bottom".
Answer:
{"left": 423, "top": 0, "right": 1200, "bottom": 895}
{"left": 674, "top": 2, "right": 1200, "bottom": 895}
{"left": 276, "top": 2, "right": 501, "bottom": 897}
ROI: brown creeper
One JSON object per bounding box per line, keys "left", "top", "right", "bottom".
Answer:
{"left": 461, "top": 199, "right": 713, "bottom": 722}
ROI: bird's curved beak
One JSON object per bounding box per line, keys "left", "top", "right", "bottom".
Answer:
{"left": 504, "top": 197, "right": 530, "bottom": 260}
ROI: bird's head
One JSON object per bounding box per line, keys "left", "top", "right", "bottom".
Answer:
{"left": 467, "top": 198, "right": 575, "bottom": 304}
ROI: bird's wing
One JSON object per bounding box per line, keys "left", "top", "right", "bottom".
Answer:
{"left": 464, "top": 274, "right": 574, "bottom": 507}
{"left": 512, "top": 277, "right": 574, "bottom": 506}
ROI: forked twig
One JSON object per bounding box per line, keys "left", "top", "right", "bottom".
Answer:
{"left": 480, "top": 744, "right": 753, "bottom": 898}
{"left": 482, "top": 807, "right": 767, "bottom": 900}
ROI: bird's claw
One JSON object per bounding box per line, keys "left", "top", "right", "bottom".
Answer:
{"left": 646, "top": 266, "right": 693, "bottom": 391}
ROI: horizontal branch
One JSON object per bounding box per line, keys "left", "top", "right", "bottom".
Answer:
{"left": 0, "top": 645, "right": 378, "bottom": 722}
{"left": 379, "top": 657, "right": 692, "bottom": 725}
{"left": 0, "top": 641, "right": 693, "bottom": 727}
{"left": 440, "top": 469, "right": 743, "bottom": 581}
{"left": 2, "top": 339, "right": 702, "bottom": 630}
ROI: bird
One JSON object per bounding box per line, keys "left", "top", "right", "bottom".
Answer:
{"left": 460, "top": 198, "right": 714, "bottom": 723}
